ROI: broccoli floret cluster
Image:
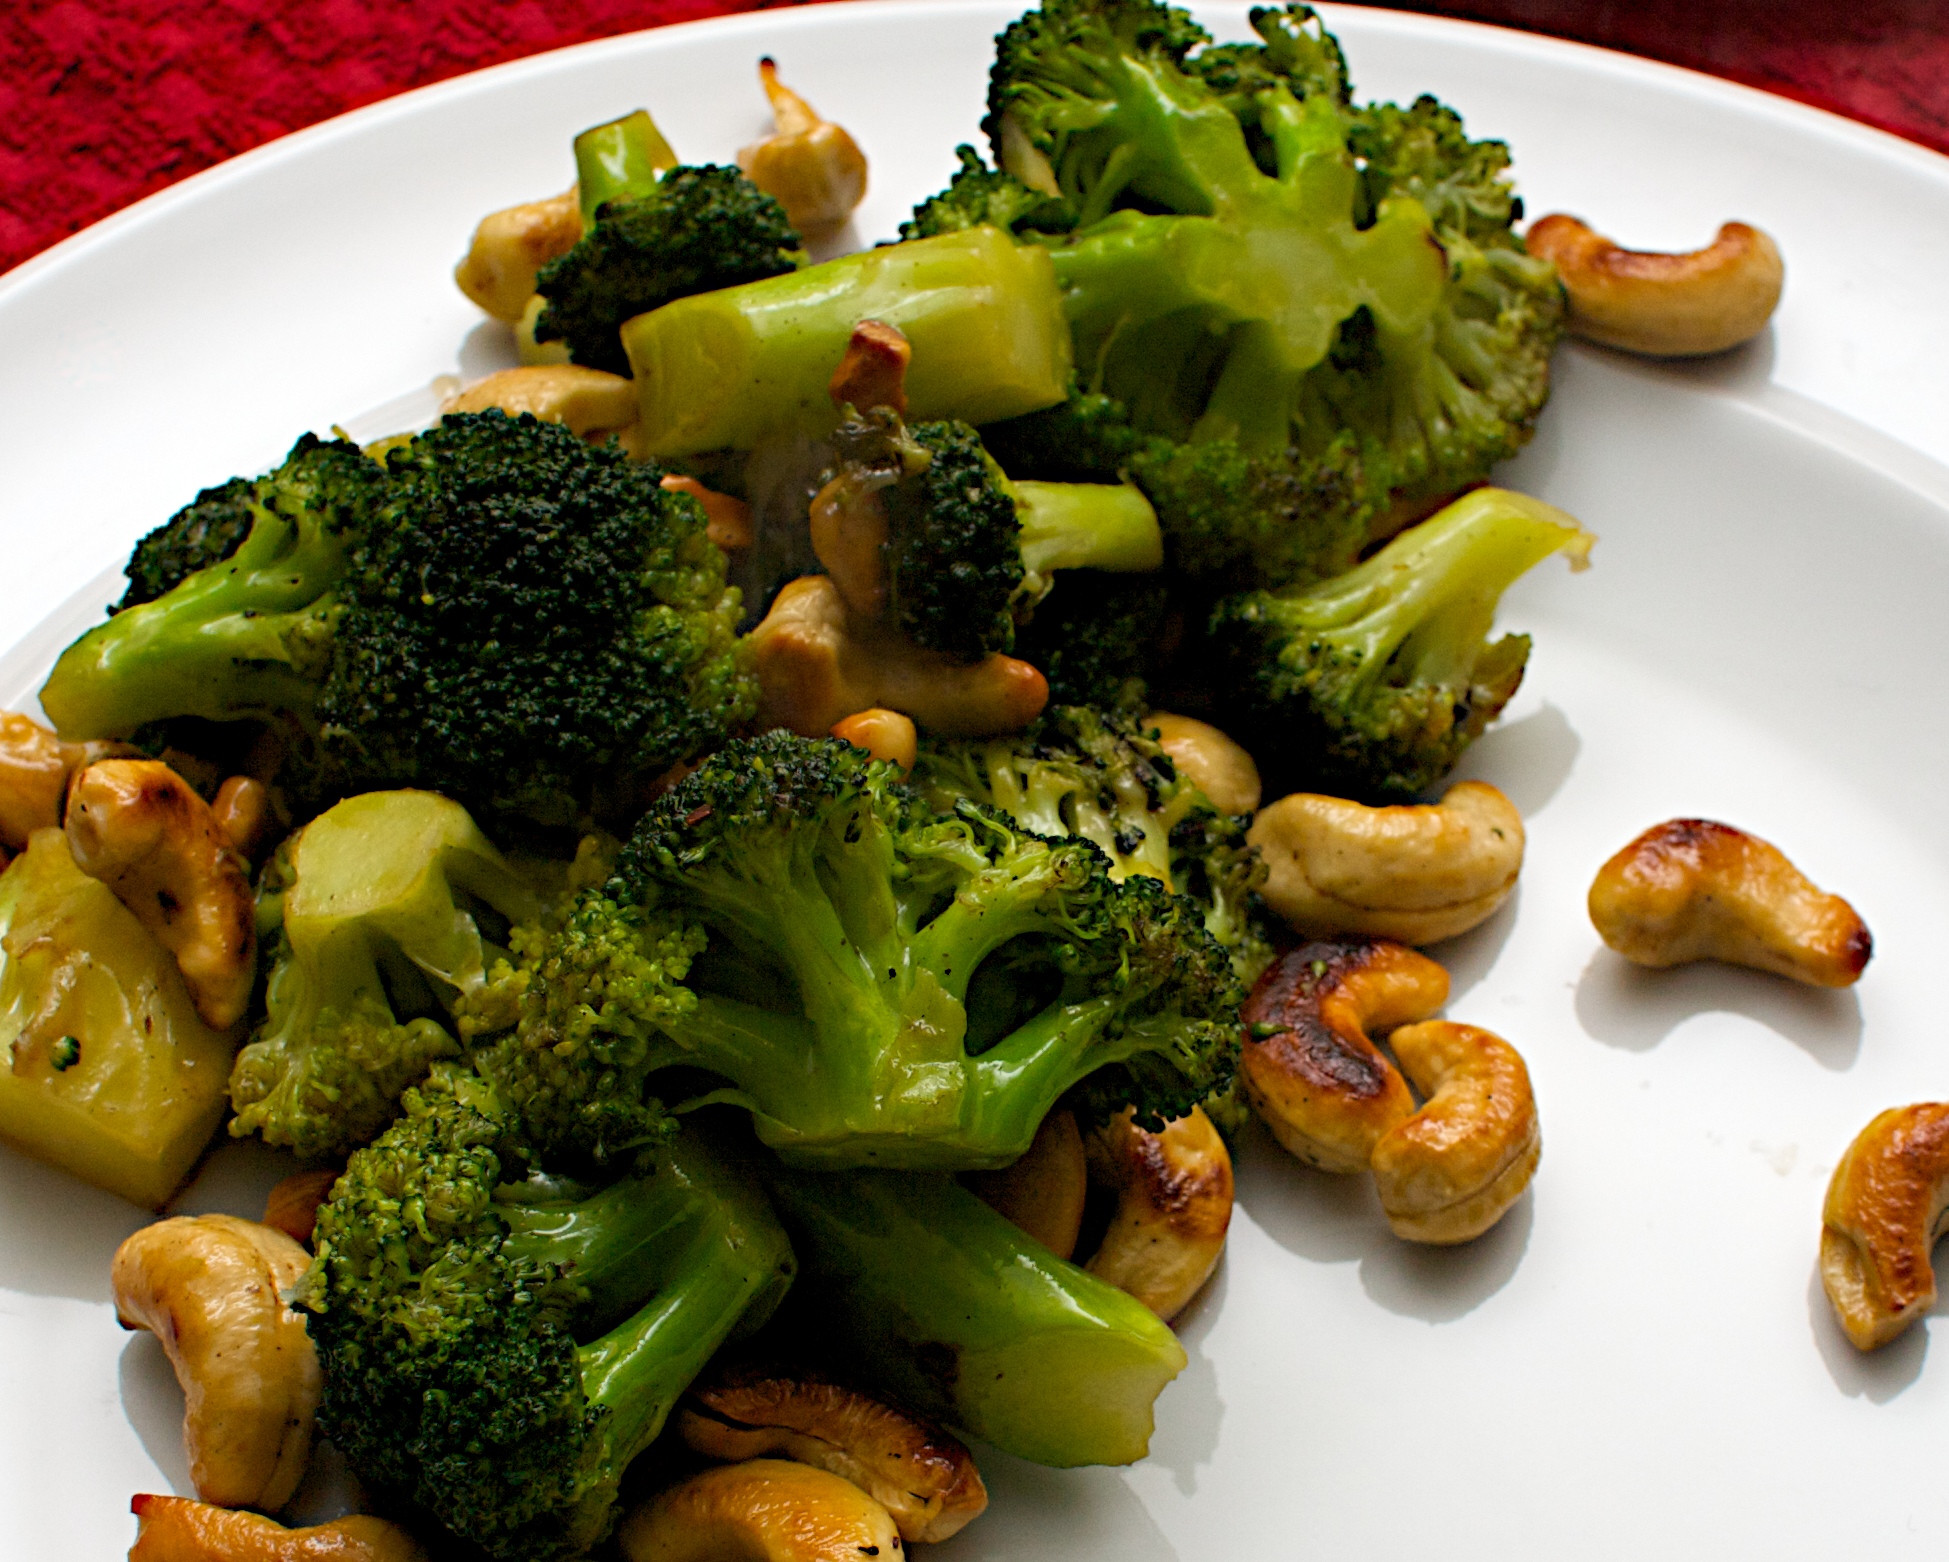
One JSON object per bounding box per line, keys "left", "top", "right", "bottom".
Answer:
{"left": 114, "top": 475, "right": 259, "bottom": 612}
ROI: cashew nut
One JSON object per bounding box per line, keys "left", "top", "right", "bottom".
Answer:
{"left": 1084, "top": 1105, "right": 1233, "bottom": 1321}
{"left": 1248, "top": 781, "right": 1524, "bottom": 945}
{"left": 830, "top": 708, "right": 920, "bottom": 776}
{"left": 453, "top": 188, "right": 582, "bottom": 322}
{"left": 618, "top": 1460, "right": 903, "bottom": 1562}
{"left": 828, "top": 319, "right": 911, "bottom": 417}
{"left": 262, "top": 1168, "right": 341, "bottom": 1248}
{"left": 1526, "top": 213, "right": 1784, "bottom": 356}
{"left": 1368, "top": 1021, "right": 1540, "bottom": 1244}
{"left": 441, "top": 364, "right": 640, "bottom": 446}
{"left": 212, "top": 776, "right": 275, "bottom": 862}
{"left": 0, "top": 709, "right": 127, "bottom": 850}
{"left": 680, "top": 1365, "right": 987, "bottom": 1543}
{"left": 1144, "top": 712, "right": 1261, "bottom": 816}
{"left": 749, "top": 576, "right": 1048, "bottom": 738}
{"left": 1588, "top": 818, "right": 1871, "bottom": 987}
{"left": 1239, "top": 938, "right": 1448, "bottom": 1173}
{"left": 1819, "top": 1103, "right": 1949, "bottom": 1350}
{"left": 965, "top": 1105, "right": 1088, "bottom": 1260}
{"left": 738, "top": 58, "right": 869, "bottom": 234}
{"left": 663, "top": 474, "right": 756, "bottom": 553}
{"left": 129, "top": 1494, "right": 426, "bottom": 1562}
{"left": 65, "top": 759, "right": 256, "bottom": 1029}
{"left": 113, "top": 1214, "right": 320, "bottom": 1512}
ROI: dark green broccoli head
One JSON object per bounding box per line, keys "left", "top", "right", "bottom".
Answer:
{"left": 900, "top": 143, "right": 1078, "bottom": 241}
{"left": 1009, "top": 570, "right": 1174, "bottom": 714}
{"left": 535, "top": 164, "right": 806, "bottom": 375}
{"left": 115, "top": 476, "right": 258, "bottom": 612}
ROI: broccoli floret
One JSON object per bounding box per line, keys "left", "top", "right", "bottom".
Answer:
{"left": 227, "top": 790, "right": 543, "bottom": 1160}
{"left": 900, "top": 143, "right": 1077, "bottom": 240}
{"left": 1207, "top": 487, "right": 1593, "bottom": 798}
{"left": 41, "top": 413, "right": 755, "bottom": 828}
{"left": 489, "top": 731, "right": 1240, "bottom": 1166}
{"left": 115, "top": 476, "right": 258, "bottom": 613}
{"left": 303, "top": 1065, "right": 793, "bottom": 1560}
{"left": 821, "top": 406, "right": 1161, "bottom": 662}
{"left": 1009, "top": 571, "right": 1173, "bottom": 713}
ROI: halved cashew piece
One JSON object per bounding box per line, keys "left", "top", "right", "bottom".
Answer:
{"left": 738, "top": 58, "right": 869, "bottom": 234}
{"left": 114, "top": 1215, "right": 320, "bottom": 1512}
{"left": 441, "top": 364, "right": 639, "bottom": 444}
{"left": 1368, "top": 1021, "right": 1540, "bottom": 1244}
{"left": 1248, "top": 781, "right": 1523, "bottom": 945}
{"left": 0, "top": 709, "right": 127, "bottom": 849}
{"left": 680, "top": 1365, "right": 987, "bottom": 1543}
{"left": 965, "top": 1105, "right": 1088, "bottom": 1259}
{"left": 830, "top": 708, "right": 920, "bottom": 775}
{"left": 1819, "top": 1103, "right": 1949, "bottom": 1350}
{"left": 129, "top": 1493, "right": 426, "bottom": 1562}
{"left": 211, "top": 776, "right": 274, "bottom": 862}
{"left": 1144, "top": 712, "right": 1261, "bottom": 816}
{"left": 663, "top": 474, "right": 757, "bottom": 553}
{"left": 1085, "top": 1105, "right": 1233, "bottom": 1321}
{"left": 828, "top": 319, "right": 911, "bottom": 416}
{"left": 1239, "top": 939, "right": 1448, "bottom": 1172}
{"left": 65, "top": 759, "right": 257, "bottom": 1028}
{"left": 1588, "top": 818, "right": 1871, "bottom": 987}
{"left": 618, "top": 1460, "right": 903, "bottom": 1562}
{"left": 453, "top": 188, "right": 581, "bottom": 322}
{"left": 749, "top": 576, "right": 1047, "bottom": 738}
{"left": 1526, "top": 213, "right": 1783, "bottom": 356}
{"left": 262, "top": 1168, "right": 342, "bottom": 1249}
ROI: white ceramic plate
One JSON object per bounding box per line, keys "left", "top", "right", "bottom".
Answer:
{"left": 6, "top": 4, "right": 1949, "bottom": 1556}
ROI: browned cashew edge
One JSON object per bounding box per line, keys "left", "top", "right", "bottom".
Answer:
{"left": 1820, "top": 1104, "right": 1949, "bottom": 1350}
{"left": 618, "top": 1460, "right": 904, "bottom": 1561}
{"left": 129, "top": 1493, "right": 427, "bottom": 1562}
{"left": 1085, "top": 1105, "right": 1233, "bottom": 1321}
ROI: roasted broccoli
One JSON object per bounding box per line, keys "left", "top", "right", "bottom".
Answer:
{"left": 114, "top": 476, "right": 258, "bottom": 613}
{"left": 534, "top": 110, "right": 806, "bottom": 376}
{"left": 1207, "top": 487, "right": 1592, "bottom": 798}
{"left": 303, "top": 1065, "right": 794, "bottom": 1560}
{"left": 40, "top": 413, "right": 755, "bottom": 827}
{"left": 1008, "top": 570, "right": 1174, "bottom": 712}
{"left": 485, "top": 730, "right": 1240, "bottom": 1167}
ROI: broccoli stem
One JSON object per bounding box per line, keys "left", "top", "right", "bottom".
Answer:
{"left": 620, "top": 227, "right": 1074, "bottom": 455}
{"left": 767, "top": 1166, "right": 1186, "bottom": 1467}
{"left": 574, "top": 110, "right": 678, "bottom": 223}
{"left": 1013, "top": 480, "right": 1162, "bottom": 576}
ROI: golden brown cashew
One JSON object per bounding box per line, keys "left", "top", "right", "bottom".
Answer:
{"left": 65, "top": 759, "right": 256, "bottom": 1029}
{"left": 262, "top": 1168, "right": 342, "bottom": 1249}
{"left": 1249, "top": 781, "right": 1524, "bottom": 945}
{"left": 1526, "top": 213, "right": 1784, "bottom": 356}
{"left": 1819, "top": 1104, "right": 1949, "bottom": 1350}
{"left": 1368, "top": 1021, "right": 1540, "bottom": 1244}
{"left": 441, "top": 364, "right": 640, "bottom": 444}
{"left": 211, "top": 776, "right": 274, "bottom": 863}
{"left": 1588, "top": 818, "right": 1871, "bottom": 987}
{"left": 1239, "top": 939, "right": 1448, "bottom": 1173}
{"left": 113, "top": 1215, "right": 320, "bottom": 1512}
{"left": 1143, "top": 712, "right": 1261, "bottom": 816}
{"left": 830, "top": 708, "right": 920, "bottom": 776}
{"left": 680, "top": 1365, "right": 986, "bottom": 1543}
{"left": 965, "top": 1105, "right": 1088, "bottom": 1260}
{"left": 618, "top": 1460, "right": 903, "bottom": 1562}
{"left": 1085, "top": 1105, "right": 1233, "bottom": 1321}
{"left": 749, "top": 576, "right": 1048, "bottom": 738}
{"left": 454, "top": 188, "right": 582, "bottom": 322}
{"left": 738, "top": 58, "right": 869, "bottom": 233}
{"left": 1, "top": 709, "right": 80, "bottom": 849}
{"left": 662, "top": 474, "right": 756, "bottom": 553}
{"left": 828, "top": 319, "right": 911, "bottom": 416}
{"left": 129, "top": 1494, "right": 427, "bottom": 1562}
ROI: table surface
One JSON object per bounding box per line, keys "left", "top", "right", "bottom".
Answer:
{"left": 3, "top": 0, "right": 1947, "bottom": 277}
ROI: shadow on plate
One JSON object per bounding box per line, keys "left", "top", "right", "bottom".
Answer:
{"left": 1574, "top": 948, "right": 1862, "bottom": 1071}
{"left": 0, "top": 1141, "right": 149, "bottom": 1302}
{"left": 931, "top": 1454, "right": 1179, "bottom": 1560}
{"left": 1452, "top": 700, "right": 1581, "bottom": 818}
{"left": 1146, "top": 1257, "right": 1227, "bottom": 1497}
{"left": 1806, "top": 1261, "right": 1931, "bottom": 1403}
{"left": 1430, "top": 881, "right": 1520, "bottom": 1007}
{"left": 120, "top": 1332, "right": 192, "bottom": 1495}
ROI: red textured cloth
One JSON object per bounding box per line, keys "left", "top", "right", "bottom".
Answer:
{"left": 4, "top": 0, "right": 1947, "bottom": 278}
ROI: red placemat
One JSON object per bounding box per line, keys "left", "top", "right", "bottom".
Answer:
{"left": 4, "top": 0, "right": 1946, "bottom": 278}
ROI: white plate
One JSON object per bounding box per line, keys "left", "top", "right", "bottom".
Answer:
{"left": 5, "top": 4, "right": 1949, "bottom": 1556}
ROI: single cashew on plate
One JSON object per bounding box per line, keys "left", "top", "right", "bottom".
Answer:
{"left": 964, "top": 1104, "right": 1088, "bottom": 1259}
{"left": 1085, "top": 1104, "right": 1234, "bottom": 1321}
{"left": 65, "top": 758, "right": 257, "bottom": 1028}
{"left": 1820, "top": 1103, "right": 1949, "bottom": 1350}
{"left": 1588, "top": 818, "right": 1871, "bottom": 987}
{"left": 738, "top": 57, "right": 869, "bottom": 234}
{"left": 129, "top": 1493, "right": 426, "bottom": 1562}
{"left": 1249, "top": 781, "right": 1524, "bottom": 945}
{"left": 1526, "top": 213, "right": 1784, "bottom": 356}
{"left": 113, "top": 1214, "right": 321, "bottom": 1511}
{"left": 681, "top": 1363, "right": 987, "bottom": 1543}
{"left": 619, "top": 1459, "right": 904, "bottom": 1562}
{"left": 1144, "top": 711, "right": 1262, "bottom": 816}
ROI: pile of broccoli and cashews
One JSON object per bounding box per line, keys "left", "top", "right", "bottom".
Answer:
{"left": 7, "top": 3, "right": 1902, "bottom": 1558}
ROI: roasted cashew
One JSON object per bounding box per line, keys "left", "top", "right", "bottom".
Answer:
{"left": 114, "top": 1215, "right": 320, "bottom": 1512}
{"left": 1, "top": 710, "right": 79, "bottom": 849}
{"left": 1588, "top": 818, "right": 1871, "bottom": 987}
{"left": 262, "top": 1168, "right": 341, "bottom": 1248}
{"left": 1084, "top": 1105, "right": 1233, "bottom": 1321}
{"left": 749, "top": 576, "right": 1048, "bottom": 738}
{"left": 681, "top": 1365, "right": 987, "bottom": 1543}
{"left": 453, "top": 188, "right": 581, "bottom": 322}
{"left": 1239, "top": 939, "right": 1448, "bottom": 1173}
{"left": 1249, "top": 781, "right": 1524, "bottom": 945}
{"left": 65, "top": 759, "right": 256, "bottom": 1029}
{"left": 1819, "top": 1103, "right": 1949, "bottom": 1350}
{"left": 1526, "top": 213, "right": 1784, "bottom": 356}
{"left": 212, "top": 776, "right": 275, "bottom": 862}
{"left": 828, "top": 319, "right": 911, "bottom": 417}
{"left": 618, "top": 1459, "right": 903, "bottom": 1562}
{"left": 1144, "top": 712, "right": 1261, "bottom": 816}
{"left": 738, "top": 58, "right": 869, "bottom": 234}
{"left": 129, "top": 1494, "right": 426, "bottom": 1562}
{"left": 965, "top": 1105, "right": 1088, "bottom": 1259}
{"left": 663, "top": 474, "right": 756, "bottom": 553}
{"left": 1368, "top": 1021, "right": 1540, "bottom": 1244}
{"left": 830, "top": 708, "right": 919, "bottom": 776}
{"left": 441, "top": 364, "right": 640, "bottom": 446}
